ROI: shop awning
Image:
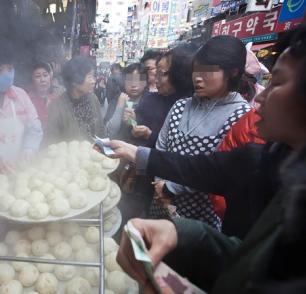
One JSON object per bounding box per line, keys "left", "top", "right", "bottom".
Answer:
{"left": 251, "top": 42, "right": 275, "bottom": 51}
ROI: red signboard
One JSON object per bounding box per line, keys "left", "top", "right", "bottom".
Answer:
{"left": 211, "top": 6, "right": 303, "bottom": 39}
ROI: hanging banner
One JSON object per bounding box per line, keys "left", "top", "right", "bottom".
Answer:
{"left": 246, "top": 0, "right": 273, "bottom": 12}
{"left": 278, "top": 0, "right": 306, "bottom": 22}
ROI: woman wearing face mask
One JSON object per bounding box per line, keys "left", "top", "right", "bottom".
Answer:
{"left": 151, "top": 36, "right": 251, "bottom": 230}
{"left": 0, "top": 41, "right": 43, "bottom": 173}
{"left": 28, "top": 62, "right": 59, "bottom": 132}
{"left": 109, "top": 25, "right": 306, "bottom": 292}
{"left": 47, "top": 56, "right": 105, "bottom": 144}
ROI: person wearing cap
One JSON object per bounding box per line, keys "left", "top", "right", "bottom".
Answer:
{"left": 0, "top": 40, "right": 43, "bottom": 172}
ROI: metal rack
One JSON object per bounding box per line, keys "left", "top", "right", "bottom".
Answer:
{"left": 0, "top": 202, "right": 112, "bottom": 294}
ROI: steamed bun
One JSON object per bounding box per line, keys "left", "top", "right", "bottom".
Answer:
{"left": 35, "top": 273, "right": 58, "bottom": 294}
{"left": 19, "top": 264, "right": 39, "bottom": 287}
{"left": 65, "top": 277, "right": 91, "bottom": 294}
{"left": 0, "top": 263, "right": 15, "bottom": 284}
{"left": 0, "top": 280, "right": 22, "bottom": 294}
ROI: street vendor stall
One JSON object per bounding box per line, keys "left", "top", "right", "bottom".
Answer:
{"left": 0, "top": 140, "right": 137, "bottom": 294}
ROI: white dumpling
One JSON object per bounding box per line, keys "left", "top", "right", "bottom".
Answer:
{"left": 4, "top": 231, "right": 22, "bottom": 245}
{"left": 72, "top": 174, "right": 88, "bottom": 190}
{"left": 62, "top": 223, "right": 80, "bottom": 237}
{"left": 106, "top": 271, "right": 137, "bottom": 294}
{"left": 37, "top": 254, "right": 56, "bottom": 273}
{"left": 14, "top": 187, "right": 30, "bottom": 199}
{"left": 65, "top": 183, "right": 80, "bottom": 198}
{"left": 104, "top": 238, "right": 118, "bottom": 256}
{"left": 104, "top": 220, "right": 113, "bottom": 232}
{"left": 32, "top": 240, "right": 49, "bottom": 257}
{"left": 105, "top": 252, "right": 122, "bottom": 272}
{"left": 46, "top": 144, "right": 59, "bottom": 158}
{"left": 79, "top": 159, "right": 91, "bottom": 170}
{"left": 102, "top": 158, "right": 117, "bottom": 169}
{"left": 53, "top": 178, "right": 68, "bottom": 190}
{"left": 57, "top": 141, "right": 68, "bottom": 152}
{"left": 9, "top": 200, "right": 30, "bottom": 217}
{"left": 0, "top": 243, "right": 7, "bottom": 256}
{"left": 0, "top": 263, "right": 15, "bottom": 284}
{"left": 80, "top": 140, "right": 91, "bottom": 150}
{"left": 85, "top": 162, "right": 103, "bottom": 175}
{"left": 46, "top": 231, "right": 62, "bottom": 247}
{"left": 40, "top": 183, "right": 54, "bottom": 196}
{"left": 53, "top": 242, "right": 72, "bottom": 260}
{"left": 69, "top": 193, "right": 87, "bottom": 209}
{"left": 89, "top": 177, "right": 107, "bottom": 191}
{"left": 90, "top": 149, "right": 105, "bottom": 162}
{"left": 28, "top": 203, "right": 49, "bottom": 220}
{"left": 46, "top": 222, "right": 61, "bottom": 232}
{"left": 27, "top": 191, "right": 46, "bottom": 205}
{"left": 109, "top": 184, "right": 119, "bottom": 199}
{"left": 27, "top": 227, "right": 45, "bottom": 241}
{"left": 62, "top": 171, "right": 72, "bottom": 182}
{"left": 70, "top": 235, "right": 87, "bottom": 251}
{"left": 84, "top": 227, "right": 99, "bottom": 244}
{"left": 28, "top": 178, "right": 43, "bottom": 190}
{"left": 46, "top": 189, "right": 66, "bottom": 203}
{"left": 65, "top": 277, "right": 91, "bottom": 294}
{"left": 75, "top": 247, "right": 96, "bottom": 262}
{"left": 19, "top": 264, "right": 39, "bottom": 287}
{"left": 35, "top": 273, "right": 58, "bottom": 294}
{"left": 11, "top": 253, "right": 28, "bottom": 272}
{"left": 0, "top": 280, "right": 22, "bottom": 294}
{"left": 83, "top": 267, "right": 100, "bottom": 287}
{"left": 49, "top": 198, "right": 70, "bottom": 217}
{"left": 0, "top": 194, "right": 15, "bottom": 212}
{"left": 68, "top": 140, "right": 80, "bottom": 151}
{"left": 35, "top": 171, "right": 47, "bottom": 181}
{"left": 13, "top": 239, "right": 31, "bottom": 255}
{"left": 54, "top": 265, "right": 76, "bottom": 281}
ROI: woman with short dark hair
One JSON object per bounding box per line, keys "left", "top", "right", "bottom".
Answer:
{"left": 47, "top": 56, "right": 105, "bottom": 144}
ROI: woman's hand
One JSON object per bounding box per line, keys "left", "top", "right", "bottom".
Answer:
{"left": 123, "top": 108, "right": 136, "bottom": 124}
{"left": 107, "top": 140, "right": 138, "bottom": 162}
{"left": 117, "top": 93, "right": 130, "bottom": 107}
{"left": 116, "top": 218, "right": 178, "bottom": 287}
{"left": 152, "top": 180, "right": 171, "bottom": 207}
{"left": 132, "top": 125, "right": 152, "bottom": 139}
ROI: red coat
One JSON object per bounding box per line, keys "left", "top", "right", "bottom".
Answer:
{"left": 211, "top": 109, "right": 265, "bottom": 220}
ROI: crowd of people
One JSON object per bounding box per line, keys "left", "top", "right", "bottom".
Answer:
{"left": 0, "top": 23, "right": 305, "bottom": 293}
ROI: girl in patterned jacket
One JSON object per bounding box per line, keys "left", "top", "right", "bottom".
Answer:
{"left": 152, "top": 36, "right": 251, "bottom": 230}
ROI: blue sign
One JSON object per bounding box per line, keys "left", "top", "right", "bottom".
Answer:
{"left": 279, "top": 0, "right": 306, "bottom": 23}
{"left": 241, "top": 33, "right": 278, "bottom": 43}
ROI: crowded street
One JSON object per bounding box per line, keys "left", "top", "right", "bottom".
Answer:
{"left": 0, "top": 0, "right": 305, "bottom": 293}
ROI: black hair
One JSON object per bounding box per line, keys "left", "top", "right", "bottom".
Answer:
{"left": 194, "top": 36, "right": 246, "bottom": 92}
{"left": 140, "top": 50, "right": 162, "bottom": 64}
{"left": 161, "top": 43, "right": 198, "bottom": 97}
{"left": 62, "top": 56, "right": 95, "bottom": 90}
{"left": 31, "top": 61, "right": 52, "bottom": 74}
{"left": 0, "top": 37, "right": 15, "bottom": 66}
{"left": 123, "top": 63, "right": 147, "bottom": 81}
{"left": 110, "top": 63, "right": 122, "bottom": 73}
{"left": 273, "top": 25, "right": 306, "bottom": 102}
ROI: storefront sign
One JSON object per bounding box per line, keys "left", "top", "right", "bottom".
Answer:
{"left": 278, "top": 0, "right": 306, "bottom": 22}
{"left": 211, "top": 6, "right": 303, "bottom": 40}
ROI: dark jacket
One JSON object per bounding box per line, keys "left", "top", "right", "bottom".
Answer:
{"left": 145, "top": 143, "right": 292, "bottom": 238}
{"left": 135, "top": 91, "right": 178, "bottom": 147}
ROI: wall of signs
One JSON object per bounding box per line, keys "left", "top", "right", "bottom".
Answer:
{"left": 147, "top": 0, "right": 171, "bottom": 48}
